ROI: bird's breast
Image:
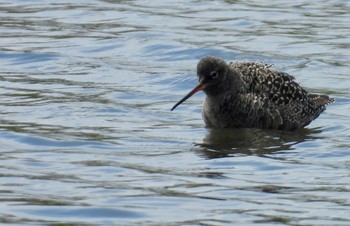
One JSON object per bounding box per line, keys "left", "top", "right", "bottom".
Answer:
{"left": 202, "top": 95, "right": 239, "bottom": 128}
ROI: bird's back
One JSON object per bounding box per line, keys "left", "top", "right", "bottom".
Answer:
{"left": 223, "top": 61, "right": 334, "bottom": 130}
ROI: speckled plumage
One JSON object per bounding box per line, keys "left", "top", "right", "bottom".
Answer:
{"left": 171, "top": 56, "right": 334, "bottom": 131}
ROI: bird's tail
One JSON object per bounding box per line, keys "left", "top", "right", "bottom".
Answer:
{"left": 308, "top": 94, "right": 334, "bottom": 106}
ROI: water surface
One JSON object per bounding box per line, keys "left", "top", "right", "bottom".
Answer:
{"left": 0, "top": 0, "right": 350, "bottom": 225}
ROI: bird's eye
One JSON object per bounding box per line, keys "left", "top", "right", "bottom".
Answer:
{"left": 210, "top": 71, "right": 218, "bottom": 78}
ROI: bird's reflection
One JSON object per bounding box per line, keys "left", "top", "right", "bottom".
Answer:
{"left": 194, "top": 127, "right": 322, "bottom": 159}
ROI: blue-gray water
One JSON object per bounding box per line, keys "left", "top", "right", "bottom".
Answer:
{"left": 0, "top": 1, "right": 349, "bottom": 225}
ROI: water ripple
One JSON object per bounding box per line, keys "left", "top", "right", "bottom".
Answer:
{"left": 0, "top": 0, "right": 349, "bottom": 225}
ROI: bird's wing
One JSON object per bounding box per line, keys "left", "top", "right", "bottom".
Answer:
{"left": 229, "top": 61, "right": 309, "bottom": 105}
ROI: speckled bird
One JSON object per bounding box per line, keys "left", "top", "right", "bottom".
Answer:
{"left": 171, "top": 56, "right": 334, "bottom": 131}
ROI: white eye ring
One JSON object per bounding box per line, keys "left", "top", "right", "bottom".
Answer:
{"left": 210, "top": 71, "right": 218, "bottom": 78}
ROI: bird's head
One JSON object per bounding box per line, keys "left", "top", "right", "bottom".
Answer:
{"left": 171, "top": 56, "right": 230, "bottom": 111}
{"left": 196, "top": 56, "right": 229, "bottom": 95}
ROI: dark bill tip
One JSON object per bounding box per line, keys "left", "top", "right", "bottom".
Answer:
{"left": 171, "top": 83, "right": 206, "bottom": 111}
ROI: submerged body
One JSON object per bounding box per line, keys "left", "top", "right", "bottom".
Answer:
{"left": 171, "top": 56, "right": 334, "bottom": 131}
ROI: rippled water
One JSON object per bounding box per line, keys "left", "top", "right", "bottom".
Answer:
{"left": 0, "top": 0, "right": 349, "bottom": 225}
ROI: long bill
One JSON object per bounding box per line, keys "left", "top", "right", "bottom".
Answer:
{"left": 171, "top": 83, "right": 206, "bottom": 111}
